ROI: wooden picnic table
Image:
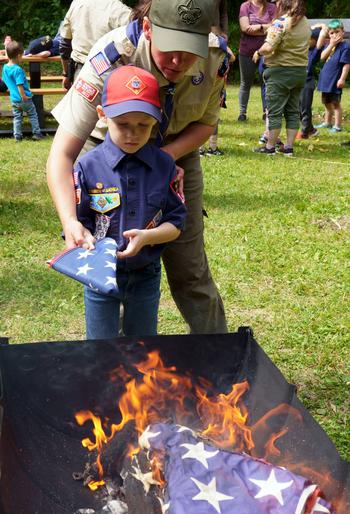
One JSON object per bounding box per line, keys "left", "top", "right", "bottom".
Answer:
{"left": 0, "top": 55, "right": 65, "bottom": 133}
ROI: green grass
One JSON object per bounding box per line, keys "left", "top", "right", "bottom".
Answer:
{"left": 0, "top": 86, "right": 349, "bottom": 459}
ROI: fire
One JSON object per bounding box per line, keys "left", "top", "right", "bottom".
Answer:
{"left": 75, "top": 349, "right": 256, "bottom": 489}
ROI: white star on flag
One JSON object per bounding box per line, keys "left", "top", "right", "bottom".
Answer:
{"left": 105, "top": 276, "right": 117, "bottom": 287}
{"left": 181, "top": 441, "right": 219, "bottom": 469}
{"left": 77, "top": 249, "right": 94, "bottom": 259}
{"left": 139, "top": 425, "right": 161, "bottom": 449}
{"left": 312, "top": 499, "right": 331, "bottom": 513}
{"left": 191, "top": 476, "right": 234, "bottom": 513}
{"left": 249, "top": 469, "right": 293, "bottom": 506}
{"left": 105, "top": 248, "right": 117, "bottom": 257}
{"left": 130, "top": 463, "right": 160, "bottom": 494}
{"left": 105, "top": 260, "right": 116, "bottom": 271}
{"left": 76, "top": 263, "right": 94, "bottom": 276}
{"left": 177, "top": 425, "right": 195, "bottom": 436}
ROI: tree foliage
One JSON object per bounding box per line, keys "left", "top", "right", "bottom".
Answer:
{"left": 0, "top": 0, "right": 348, "bottom": 46}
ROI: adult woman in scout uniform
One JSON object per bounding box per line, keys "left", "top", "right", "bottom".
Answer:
{"left": 47, "top": 0, "right": 228, "bottom": 334}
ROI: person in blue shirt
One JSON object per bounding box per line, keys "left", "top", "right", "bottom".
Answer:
{"left": 296, "top": 26, "right": 325, "bottom": 139}
{"left": 73, "top": 65, "right": 187, "bottom": 339}
{"left": 1, "top": 40, "right": 43, "bottom": 141}
{"left": 316, "top": 19, "right": 350, "bottom": 133}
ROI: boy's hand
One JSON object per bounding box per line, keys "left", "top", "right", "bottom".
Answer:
{"left": 330, "top": 32, "right": 343, "bottom": 46}
{"left": 117, "top": 229, "right": 148, "bottom": 258}
{"left": 337, "top": 78, "right": 345, "bottom": 89}
{"left": 63, "top": 218, "right": 95, "bottom": 250}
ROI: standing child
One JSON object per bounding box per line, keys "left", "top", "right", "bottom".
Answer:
{"left": 1, "top": 40, "right": 43, "bottom": 141}
{"left": 316, "top": 19, "right": 350, "bottom": 133}
{"left": 70, "top": 65, "right": 187, "bottom": 340}
{"left": 296, "top": 26, "right": 326, "bottom": 139}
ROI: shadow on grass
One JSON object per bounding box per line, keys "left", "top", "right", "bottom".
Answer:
{"left": 203, "top": 190, "right": 304, "bottom": 212}
{"left": 0, "top": 198, "right": 57, "bottom": 235}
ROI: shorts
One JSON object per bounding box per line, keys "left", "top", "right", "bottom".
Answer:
{"left": 321, "top": 92, "right": 342, "bottom": 105}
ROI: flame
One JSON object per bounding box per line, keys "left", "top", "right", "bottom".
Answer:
{"left": 76, "top": 350, "right": 254, "bottom": 489}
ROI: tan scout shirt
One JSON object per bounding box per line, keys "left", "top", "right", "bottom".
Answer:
{"left": 60, "top": 0, "right": 131, "bottom": 64}
{"left": 264, "top": 15, "right": 310, "bottom": 67}
{"left": 53, "top": 26, "right": 226, "bottom": 142}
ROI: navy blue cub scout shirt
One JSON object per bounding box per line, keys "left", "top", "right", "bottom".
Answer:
{"left": 74, "top": 132, "right": 187, "bottom": 270}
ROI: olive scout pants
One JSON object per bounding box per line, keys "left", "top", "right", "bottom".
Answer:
{"left": 263, "top": 66, "right": 307, "bottom": 130}
{"left": 81, "top": 141, "right": 228, "bottom": 334}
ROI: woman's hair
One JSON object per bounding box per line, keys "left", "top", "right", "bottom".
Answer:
{"left": 131, "top": 0, "right": 152, "bottom": 24}
{"left": 276, "top": 0, "right": 305, "bottom": 26}
{"left": 248, "top": 0, "right": 267, "bottom": 16}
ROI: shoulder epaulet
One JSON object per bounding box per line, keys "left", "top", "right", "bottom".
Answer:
{"left": 90, "top": 20, "right": 141, "bottom": 76}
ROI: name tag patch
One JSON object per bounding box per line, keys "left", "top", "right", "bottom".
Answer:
{"left": 75, "top": 79, "right": 99, "bottom": 102}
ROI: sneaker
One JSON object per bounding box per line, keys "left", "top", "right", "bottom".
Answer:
{"left": 259, "top": 134, "right": 268, "bottom": 144}
{"left": 309, "top": 128, "right": 318, "bottom": 137}
{"left": 314, "top": 122, "right": 332, "bottom": 129}
{"left": 14, "top": 136, "right": 23, "bottom": 142}
{"left": 296, "top": 131, "right": 308, "bottom": 140}
{"left": 283, "top": 147, "right": 294, "bottom": 157}
{"left": 32, "top": 133, "right": 44, "bottom": 141}
{"left": 206, "top": 148, "right": 224, "bottom": 156}
{"left": 275, "top": 139, "right": 285, "bottom": 153}
{"left": 329, "top": 126, "right": 343, "bottom": 133}
{"left": 237, "top": 114, "right": 247, "bottom": 122}
{"left": 254, "top": 145, "right": 275, "bottom": 155}
{"left": 199, "top": 147, "right": 206, "bottom": 156}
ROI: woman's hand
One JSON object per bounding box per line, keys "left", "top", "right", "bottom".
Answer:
{"left": 63, "top": 218, "right": 95, "bottom": 250}
{"left": 252, "top": 50, "right": 260, "bottom": 63}
{"left": 246, "top": 24, "right": 263, "bottom": 34}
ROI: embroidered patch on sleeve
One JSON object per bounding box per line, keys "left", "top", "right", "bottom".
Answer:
{"left": 90, "top": 51, "right": 111, "bottom": 76}
{"left": 74, "top": 78, "right": 99, "bottom": 102}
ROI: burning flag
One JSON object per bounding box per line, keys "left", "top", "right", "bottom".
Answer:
{"left": 133, "top": 422, "right": 334, "bottom": 514}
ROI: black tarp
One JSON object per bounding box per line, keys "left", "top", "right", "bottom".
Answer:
{"left": 0, "top": 329, "right": 349, "bottom": 514}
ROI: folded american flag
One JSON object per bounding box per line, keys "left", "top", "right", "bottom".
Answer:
{"left": 47, "top": 237, "right": 118, "bottom": 295}
{"left": 138, "top": 423, "right": 334, "bottom": 514}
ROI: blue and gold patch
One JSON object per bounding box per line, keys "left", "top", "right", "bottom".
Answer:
{"left": 89, "top": 193, "right": 120, "bottom": 213}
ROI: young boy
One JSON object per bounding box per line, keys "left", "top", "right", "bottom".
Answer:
{"left": 72, "top": 65, "right": 187, "bottom": 340}
{"left": 316, "top": 19, "right": 350, "bottom": 133}
{"left": 296, "top": 26, "right": 325, "bottom": 139}
{"left": 1, "top": 40, "right": 43, "bottom": 141}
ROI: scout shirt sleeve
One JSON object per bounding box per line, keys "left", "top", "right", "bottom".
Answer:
{"left": 109, "top": 0, "right": 132, "bottom": 29}
{"left": 162, "top": 160, "right": 187, "bottom": 231}
{"left": 196, "top": 47, "right": 225, "bottom": 126}
{"left": 265, "top": 17, "right": 288, "bottom": 50}
{"left": 52, "top": 28, "right": 123, "bottom": 141}
{"left": 60, "top": 5, "right": 73, "bottom": 39}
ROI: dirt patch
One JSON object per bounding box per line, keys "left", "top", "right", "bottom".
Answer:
{"left": 312, "top": 215, "right": 350, "bottom": 232}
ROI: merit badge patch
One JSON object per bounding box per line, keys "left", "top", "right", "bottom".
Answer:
{"left": 191, "top": 71, "right": 204, "bottom": 85}
{"left": 90, "top": 193, "right": 120, "bottom": 214}
{"left": 90, "top": 51, "right": 111, "bottom": 76}
{"left": 126, "top": 75, "right": 147, "bottom": 95}
{"left": 75, "top": 78, "right": 99, "bottom": 102}
{"left": 145, "top": 209, "right": 163, "bottom": 230}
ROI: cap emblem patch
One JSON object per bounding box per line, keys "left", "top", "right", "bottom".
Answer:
{"left": 178, "top": 0, "right": 201, "bottom": 25}
{"left": 125, "top": 75, "right": 147, "bottom": 95}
